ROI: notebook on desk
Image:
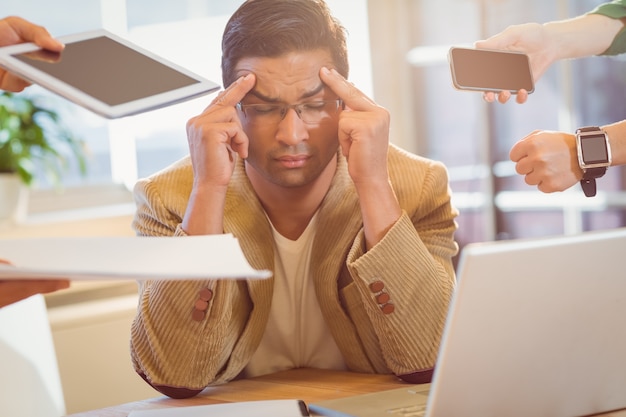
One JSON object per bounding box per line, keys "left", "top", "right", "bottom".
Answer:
{"left": 310, "top": 227, "right": 626, "bottom": 417}
{"left": 128, "top": 399, "right": 309, "bottom": 417}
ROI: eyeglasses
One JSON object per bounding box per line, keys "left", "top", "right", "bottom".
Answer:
{"left": 236, "top": 99, "right": 343, "bottom": 125}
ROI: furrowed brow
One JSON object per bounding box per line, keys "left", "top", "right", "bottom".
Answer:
{"left": 248, "top": 83, "right": 326, "bottom": 103}
{"left": 300, "top": 83, "right": 325, "bottom": 99}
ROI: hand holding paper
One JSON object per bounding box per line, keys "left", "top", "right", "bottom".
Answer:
{"left": 0, "top": 234, "right": 271, "bottom": 281}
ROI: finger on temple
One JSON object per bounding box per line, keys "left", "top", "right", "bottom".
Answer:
{"left": 208, "top": 73, "right": 256, "bottom": 109}
{"left": 320, "top": 67, "right": 376, "bottom": 110}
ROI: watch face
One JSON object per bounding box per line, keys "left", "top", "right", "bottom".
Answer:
{"left": 581, "top": 134, "right": 609, "bottom": 164}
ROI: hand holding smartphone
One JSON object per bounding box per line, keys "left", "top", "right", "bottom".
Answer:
{"left": 448, "top": 47, "right": 534, "bottom": 94}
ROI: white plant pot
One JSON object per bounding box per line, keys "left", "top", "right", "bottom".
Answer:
{"left": 0, "top": 173, "right": 28, "bottom": 225}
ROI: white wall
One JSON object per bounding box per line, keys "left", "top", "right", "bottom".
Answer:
{"left": 49, "top": 294, "right": 160, "bottom": 414}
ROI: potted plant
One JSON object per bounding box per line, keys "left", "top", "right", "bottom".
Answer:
{"left": 0, "top": 91, "right": 88, "bottom": 223}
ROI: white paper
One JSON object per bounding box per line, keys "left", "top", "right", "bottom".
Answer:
{"left": 127, "top": 399, "right": 309, "bottom": 417}
{"left": 0, "top": 234, "right": 271, "bottom": 280}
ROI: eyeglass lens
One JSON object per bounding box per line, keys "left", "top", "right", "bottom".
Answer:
{"left": 239, "top": 100, "right": 341, "bottom": 124}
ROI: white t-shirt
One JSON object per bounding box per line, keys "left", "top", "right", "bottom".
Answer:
{"left": 244, "top": 212, "right": 346, "bottom": 377}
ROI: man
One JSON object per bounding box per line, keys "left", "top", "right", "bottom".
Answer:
{"left": 130, "top": 0, "right": 458, "bottom": 399}
{"left": 0, "top": 16, "right": 69, "bottom": 308}
{"left": 476, "top": 1, "right": 626, "bottom": 194}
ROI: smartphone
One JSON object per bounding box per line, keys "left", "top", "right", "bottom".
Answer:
{"left": 448, "top": 47, "right": 534, "bottom": 94}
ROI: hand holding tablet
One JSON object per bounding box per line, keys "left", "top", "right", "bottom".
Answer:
{"left": 0, "top": 29, "right": 220, "bottom": 118}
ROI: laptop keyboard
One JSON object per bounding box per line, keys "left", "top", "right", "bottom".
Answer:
{"left": 309, "top": 384, "right": 431, "bottom": 417}
{"left": 386, "top": 403, "right": 428, "bottom": 416}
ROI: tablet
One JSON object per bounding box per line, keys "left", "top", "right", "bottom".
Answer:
{"left": 0, "top": 29, "right": 221, "bottom": 118}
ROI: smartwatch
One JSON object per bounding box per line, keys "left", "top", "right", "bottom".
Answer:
{"left": 575, "top": 126, "right": 611, "bottom": 197}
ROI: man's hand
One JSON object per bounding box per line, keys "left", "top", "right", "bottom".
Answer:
{"left": 186, "top": 73, "right": 256, "bottom": 190}
{"left": 0, "top": 280, "right": 70, "bottom": 308}
{"left": 0, "top": 258, "right": 69, "bottom": 308}
{"left": 319, "top": 66, "right": 391, "bottom": 187}
{"left": 182, "top": 73, "right": 256, "bottom": 235}
{"left": 320, "top": 66, "right": 400, "bottom": 249}
{"left": 475, "top": 22, "right": 555, "bottom": 104}
{"left": 509, "top": 130, "right": 580, "bottom": 192}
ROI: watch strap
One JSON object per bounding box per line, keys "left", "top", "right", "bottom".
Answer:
{"left": 580, "top": 178, "right": 597, "bottom": 197}
{"left": 581, "top": 166, "right": 607, "bottom": 180}
{"left": 576, "top": 126, "right": 601, "bottom": 134}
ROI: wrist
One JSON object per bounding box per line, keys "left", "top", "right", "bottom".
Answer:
{"left": 541, "top": 21, "right": 571, "bottom": 62}
{"left": 354, "top": 177, "right": 396, "bottom": 204}
{"left": 182, "top": 185, "right": 227, "bottom": 235}
{"left": 546, "top": 14, "right": 621, "bottom": 60}
{"left": 356, "top": 179, "right": 402, "bottom": 247}
{"left": 602, "top": 121, "right": 626, "bottom": 166}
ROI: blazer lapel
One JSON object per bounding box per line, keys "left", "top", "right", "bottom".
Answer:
{"left": 310, "top": 154, "right": 373, "bottom": 368}
{"left": 222, "top": 159, "right": 274, "bottom": 366}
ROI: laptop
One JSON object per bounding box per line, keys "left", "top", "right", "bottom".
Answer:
{"left": 309, "top": 227, "right": 626, "bottom": 417}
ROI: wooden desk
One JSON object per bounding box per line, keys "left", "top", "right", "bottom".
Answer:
{"left": 67, "top": 368, "right": 626, "bottom": 417}
{"left": 66, "top": 368, "right": 405, "bottom": 417}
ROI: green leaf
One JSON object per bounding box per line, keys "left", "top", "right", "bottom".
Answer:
{"left": 0, "top": 91, "right": 88, "bottom": 187}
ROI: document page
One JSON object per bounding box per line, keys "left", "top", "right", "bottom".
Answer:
{"left": 128, "top": 399, "right": 310, "bottom": 417}
{"left": 0, "top": 234, "right": 271, "bottom": 280}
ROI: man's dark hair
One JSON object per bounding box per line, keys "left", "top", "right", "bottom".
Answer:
{"left": 221, "top": 0, "right": 349, "bottom": 87}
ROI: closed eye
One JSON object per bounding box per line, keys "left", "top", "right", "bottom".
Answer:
{"left": 301, "top": 101, "right": 328, "bottom": 110}
{"left": 248, "top": 104, "right": 282, "bottom": 114}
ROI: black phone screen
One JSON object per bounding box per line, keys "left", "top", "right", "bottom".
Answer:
{"left": 449, "top": 47, "right": 534, "bottom": 93}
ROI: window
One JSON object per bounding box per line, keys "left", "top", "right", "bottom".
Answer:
{"left": 367, "top": 0, "right": 626, "bottom": 255}
{"left": 4, "top": 0, "right": 371, "bottom": 215}
{"left": 10, "top": 0, "right": 623, "bottom": 247}
{"left": 4, "top": 0, "right": 244, "bottom": 201}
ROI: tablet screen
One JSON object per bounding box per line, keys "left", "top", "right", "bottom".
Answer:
{"left": 0, "top": 30, "right": 220, "bottom": 118}
{"left": 13, "top": 36, "right": 201, "bottom": 106}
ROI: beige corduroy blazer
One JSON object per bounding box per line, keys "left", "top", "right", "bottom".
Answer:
{"left": 130, "top": 143, "right": 458, "bottom": 394}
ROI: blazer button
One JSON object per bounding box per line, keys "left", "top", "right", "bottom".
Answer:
{"left": 369, "top": 280, "right": 385, "bottom": 293}
{"left": 192, "top": 287, "right": 213, "bottom": 322}
{"left": 195, "top": 299, "right": 209, "bottom": 311}
{"left": 381, "top": 303, "right": 395, "bottom": 314}
{"left": 199, "top": 287, "right": 213, "bottom": 301}
{"left": 376, "top": 292, "right": 390, "bottom": 304}
{"left": 191, "top": 309, "right": 206, "bottom": 322}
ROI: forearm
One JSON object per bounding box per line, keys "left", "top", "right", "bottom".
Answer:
{"left": 346, "top": 213, "right": 457, "bottom": 375}
{"left": 181, "top": 184, "right": 228, "bottom": 235}
{"left": 131, "top": 279, "right": 250, "bottom": 395}
{"left": 355, "top": 179, "right": 402, "bottom": 250}
{"left": 131, "top": 178, "right": 250, "bottom": 395}
{"left": 544, "top": 13, "right": 625, "bottom": 59}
